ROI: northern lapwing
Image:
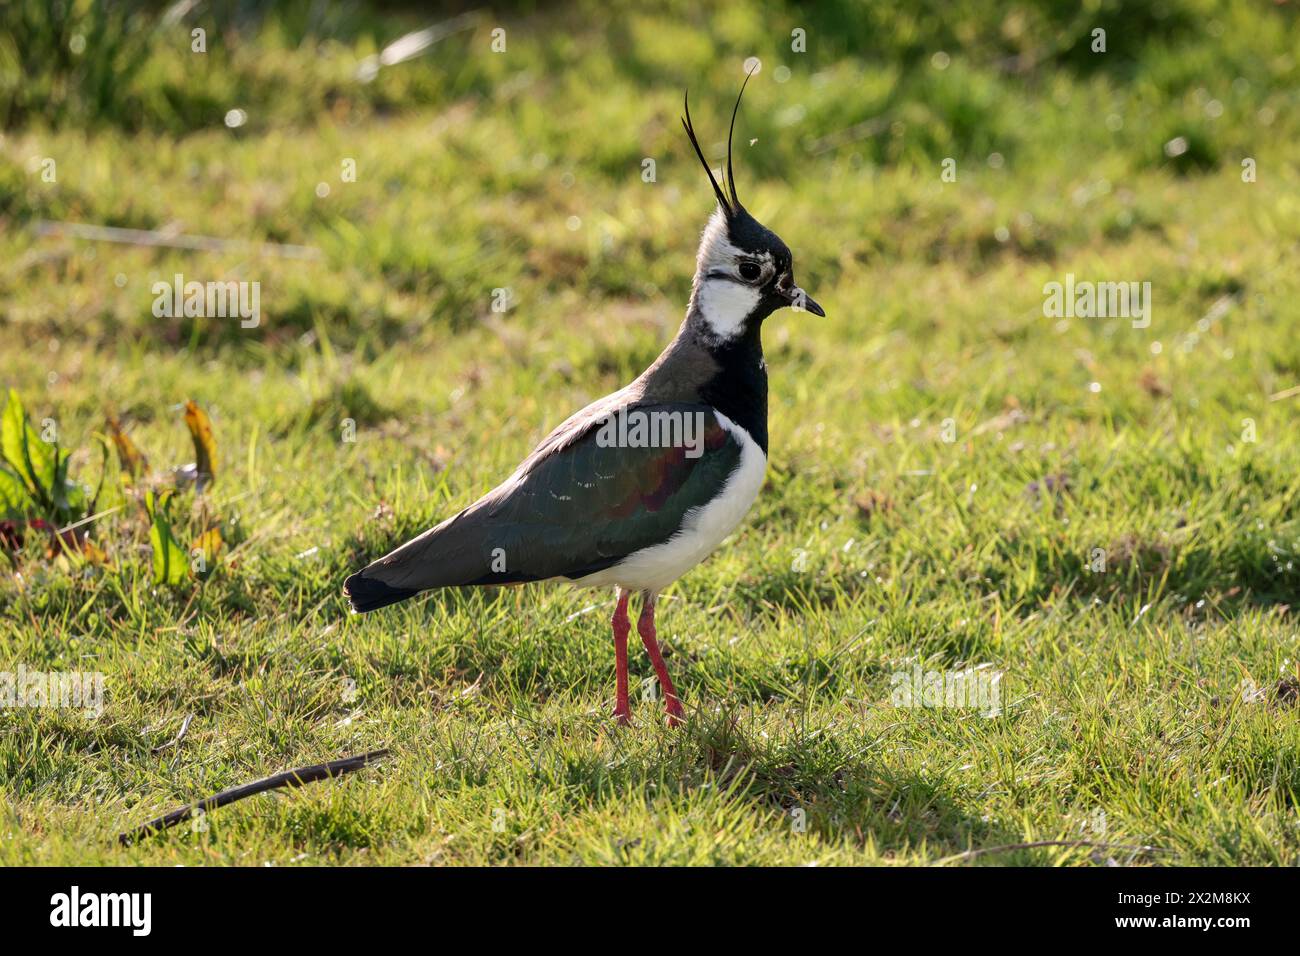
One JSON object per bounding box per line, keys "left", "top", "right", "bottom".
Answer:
{"left": 344, "top": 73, "right": 824, "bottom": 727}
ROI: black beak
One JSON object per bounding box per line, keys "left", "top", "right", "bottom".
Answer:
{"left": 784, "top": 285, "right": 825, "bottom": 317}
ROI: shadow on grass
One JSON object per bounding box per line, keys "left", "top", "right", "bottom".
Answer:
{"left": 991, "top": 530, "right": 1300, "bottom": 617}
{"left": 546, "top": 706, "right": 1038, "bottom": 863}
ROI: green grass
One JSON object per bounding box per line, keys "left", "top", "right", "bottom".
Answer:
{"left": 2, "top": 0, "right": 1300, "bottom": 865}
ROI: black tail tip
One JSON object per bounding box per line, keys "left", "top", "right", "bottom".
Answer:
{"left": 344, "top": 572, "right": 419, "bottom": 613}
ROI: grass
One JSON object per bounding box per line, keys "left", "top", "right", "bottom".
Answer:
{"left": 2, "top": 0, "right": 1300, "bottom": 865}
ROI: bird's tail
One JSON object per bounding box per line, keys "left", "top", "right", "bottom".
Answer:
{"left": 344, "top": 492, "right": 535, "bottom": 611}
{"left": 343, "top": 507, "right": 481, "bottom": 612}
{"left": 343, "top": 570, "right": 420, "bottom": 613}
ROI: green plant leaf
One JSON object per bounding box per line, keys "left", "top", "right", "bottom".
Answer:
{"left": 52, "top": 443, "right": 86, "bottom": 521}
{"left": 144, "top": 490, "right": 188, "bottom": 586}
{"left": 1, "top": 389, "right": 57, "bottom": 509}
{"left": 0, "top": 465, "right": 29, "bottom": 520}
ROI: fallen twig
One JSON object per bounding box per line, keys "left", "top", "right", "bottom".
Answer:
{"left": 118, "top": 749, "right": 389, "bottom": 846}
{"left": 934, "top": 839, "right": 1170, "bottom": 866}
{"left": 33, "top": 220, "right": 322, "bottom": 260}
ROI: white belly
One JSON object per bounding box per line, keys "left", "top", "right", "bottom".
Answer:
{"left": 575, "top": 410, "right": 767, "bottom": 594}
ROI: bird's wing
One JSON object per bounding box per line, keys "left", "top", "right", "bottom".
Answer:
{"left": 345, "top": 401, "right": 745, "bottom": 605}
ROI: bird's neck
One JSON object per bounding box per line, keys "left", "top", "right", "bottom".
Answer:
{"left": 685, "top": 297, "right": 770, "bottom": 454}
{"left": 635, "top": 286, "right": 771, "bottom": 453}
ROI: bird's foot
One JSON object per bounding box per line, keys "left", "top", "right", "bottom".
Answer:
{"left": 613, "top": 707, "right": 631, "bottom": 727}
{"left": 664, "top": 696, "right": 684, "bottom": 728}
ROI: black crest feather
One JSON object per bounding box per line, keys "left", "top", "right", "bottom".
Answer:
{"left": 682, "top": 63, "right": 760, "bottom": 216}
{"left": 726, "top": 63, "right": 758, "bottom": 209}
{"left": 682, "top": 90, "right": 732, "bottom": 215}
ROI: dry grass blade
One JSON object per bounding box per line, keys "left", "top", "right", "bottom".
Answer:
{"left": 150, "top": 713, "right": 195, "bottom": 754}
{"left": 933, "top": 840, "right": 1170, "bottom": 866}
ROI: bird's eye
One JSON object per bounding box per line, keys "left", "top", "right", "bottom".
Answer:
{"left": 738, "top": 261, "right": 762, "bottom": 282}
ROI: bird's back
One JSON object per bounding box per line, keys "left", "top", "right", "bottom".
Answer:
{"left": 344, "top": 385, "right": 748, "bottom": 610}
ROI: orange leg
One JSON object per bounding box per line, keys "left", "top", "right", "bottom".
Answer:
{"left": 612, "top": 589, "right": 631, "bottom": 725}
{"left": 637, "top": 595, "right": 683, "bottom": 727}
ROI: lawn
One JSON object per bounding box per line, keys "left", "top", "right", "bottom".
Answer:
{"left": 1, "top": 0, "right": 1299, "bottom": 865}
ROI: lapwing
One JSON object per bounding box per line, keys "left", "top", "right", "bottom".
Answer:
{"left": 344, "top": 74, "right": 824, "bottom": 727}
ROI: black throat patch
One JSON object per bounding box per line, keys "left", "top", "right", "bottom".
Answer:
{"left": 694, "top": 321, "right": 769, "bottom": 454}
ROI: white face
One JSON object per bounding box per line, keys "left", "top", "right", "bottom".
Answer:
{"left": 691, "top": 209, "right": 777, "bottom": 343}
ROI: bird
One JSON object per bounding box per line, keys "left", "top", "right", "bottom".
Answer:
{"left": 344, "top": 72, "right": 824, "bottom": 727}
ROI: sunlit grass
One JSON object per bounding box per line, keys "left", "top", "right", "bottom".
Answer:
{"left": 1, "top": 0, "right": 1299, "bottom": 865}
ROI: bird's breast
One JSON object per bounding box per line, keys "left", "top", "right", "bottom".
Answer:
{"left": 576, "top": 410, "right": 766, "bottom": 594}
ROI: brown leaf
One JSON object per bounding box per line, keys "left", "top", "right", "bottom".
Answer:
{"left": 66, "top": 533, "right": 109, "bottom": 565}
{"left": 1138, "top": 368, "right": 1170, "bottom": 398}
{"left": 193, "top": 525, "right": 222, "bottom": 577}
{"left": 854, "top": 489, "right": 894, "bottom": 519}
{"left": 106, "top": 415, "right": 149, "bottom": 482}
{"left": 183, "top": 401, "right": 217, "bottom": 488}
{"left": 84, "top": 540, "right": 109, "bottom": 564}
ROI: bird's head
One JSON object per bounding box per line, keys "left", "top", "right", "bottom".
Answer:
{"left": 682, "top": 73, "right": 824, "bottom": 346}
